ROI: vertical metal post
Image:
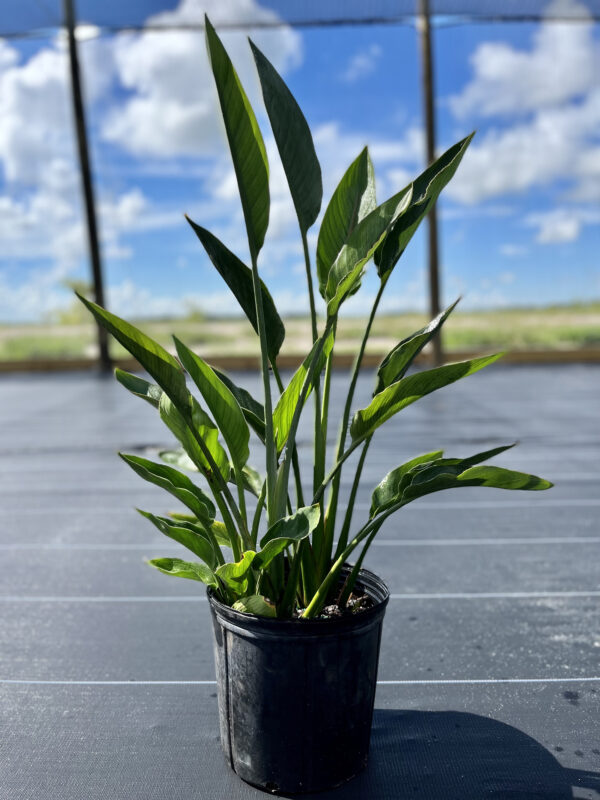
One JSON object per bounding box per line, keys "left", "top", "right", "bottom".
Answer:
{"left": 63, "top": 0, "right": 111, "bottom": 372}
{"left": 418, "top": 0, "right": 443, "bottom": 365}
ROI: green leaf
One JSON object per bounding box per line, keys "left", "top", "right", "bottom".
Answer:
{"left": 457, "top": 465, "right": 553, "bottom": 491}
{"left": 209, "top": 519, "right": 235, "bottom": 549}
{"left": 119, "top": 453, "right": 215, "bottom": 522}
{"left": 204, "top": 15, "right": 269, "bottom": 262}
{"left": 174, "top": 339, "right": 250, "bottom": 471}
{"left": 370, "top": 450, "right": 444, "bottom": 517}
{"left": 375, "top": 134, "right": 474, "bottom": 280}
{"left": 186, "top": 219, "right": 285, "bottom": 361}
{"left": 351, "top": 353, "right": 503, "bottom": 443}
{"left": 373, "top": 444, "right": 550, "bottom": 513}
{"left": 239, "top": 464, "right": 264, "bottom": 498}
{"left": 138, "top": 510, "right": 220, "bottom": 569}
{"left": 159, "top": 448, "right": 198, "bottom": 473}
{"left": 232, "top": 595, "right": 276, "bottom": 617}
{"left": 215, "top": 550, "right": 257, "bottom": 595}
{"left": 148, "top": 557, "right": 217, "bottom": 587}
{"left": 171, "top": 514, "right": 234, "bottom": 550}
{"left": 401, "top": 461, "right": 552, "bottom": 506}
{"left": 316, "top": 147, "right": 376, "bottom": 296}
{"left": 114, "top": 369, "right": 162, "bottom": 408}
{"left": 77, "top": 294, "right": 188, "bottom": 410}
{"left": 273, "top": 328, "right": 335, "bottom": 454}
{"left": 159, "top": 394, "right": 230, "bottom": 483}
{"left": 375, "top": 299, "right": 459, "bottom": 394}
{"left": 325, "top": 185, "right": 413, "bottom": 317}
{"left": 214, "top": 368, "right": 266, "bottom": 441}
{"left": 256, "top": 505, "right": 320, "bottom": 569}
{"left": 251, "top": 40, "right": 322, "bottom": 235}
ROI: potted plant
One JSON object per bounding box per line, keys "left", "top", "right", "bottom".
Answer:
{"left": 78, "top": 17, "right": 552, "bottom": 794}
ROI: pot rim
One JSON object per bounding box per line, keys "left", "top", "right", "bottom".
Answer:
{"left": 207, "top": 564, "right": 389, "bottom": 638}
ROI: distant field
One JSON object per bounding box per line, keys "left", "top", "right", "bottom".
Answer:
{"left": 1, "top": 303, "right": 599, "bottom": 363}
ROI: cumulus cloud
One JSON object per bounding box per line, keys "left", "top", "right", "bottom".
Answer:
{"left": 445, "top": 0, "right": 600, "bottom": 221}
{"left": 500, "top": 244, "right": 528, "bottom": 257}
{"left": 449, "top": 0, "right": 598, "bottom": 119}
{"left": 102, "top": 0, "right": 301, "bottom": 158}
{"left": 448, "top": 89, "right": 600, "bottom": 204}
{"left": 340, "top": 44, "right": 382, "bottom": 83}
{"left": 525, "top": 207, "right": 600, "bottom": 243}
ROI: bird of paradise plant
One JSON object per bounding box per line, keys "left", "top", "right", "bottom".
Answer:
{"left": 78, "top": 16, "right": 551, "bottom": 620}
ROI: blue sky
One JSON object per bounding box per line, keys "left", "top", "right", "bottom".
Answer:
{"left": 0, "top": 0, "right": 598, "bottom": 322}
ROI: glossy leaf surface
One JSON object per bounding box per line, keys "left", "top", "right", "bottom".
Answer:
{"left": 119, "top": 452, "right": 215, "bottom": 522}
{"left": 273, "top": 329, "right": 335, "bottom": 454}
{"left": 214, "top": 368, "right": 266, "bottom": 440}
{"left": 77, "top": 294, "right": 188, "bottom": 410}
{"left": 205, "top": 16, "right": 269, "bottom": 262}
{"left": 232, "top": 595, "right": 276, "bottom": 617}
{"left": 114, "top": 369, "right": 162, "bottom": 408}
{"left": 187, "top": 219, "right": 284, "bottom": 360}
{"left": 375, "top": 299, "right": 460, "bottom": 394}
{"left": 148, "top": 557, "right": 217, "bottom": 587}
{"left": 251, "top": 40, "right": 322, "bottom": 234}
{"left": 138, "top": 510, "right": 219, "bottom": 569}
{"left": 351, "top": 354, "right": 503, "bottom": 443}
{"left": 174, "top": 338, "right": 250, "bottom": 471}
{"left": 325, "top": 186, "right": 413, "bottom": 316}
{"left": 159, "top": 394, "right": 230, "bottom": 483}
{"left": 316, "top": 148, "right": 376, "bottom": 296}
{"left": 375, "top": 134, "right": 474, "bottom": 280}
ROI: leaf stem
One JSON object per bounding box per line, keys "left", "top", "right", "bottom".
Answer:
{"left": 324, "top": 278, "right": 386, "bottom": 541}
{"left": 301, "top": 229, "right": 319, "bottom": 345}
{"left": 250, "top": 480, "right": 267, "bottom": 546}
{"left": 250, "top": 253, "right": 278, "bottom": 525}
{"left": 334, "top": 435, "right": 372, "bottom": 560}
{"left": 274, "top": 320, "right": 334, "bottom": 519}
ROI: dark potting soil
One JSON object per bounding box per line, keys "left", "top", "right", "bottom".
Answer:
{"left": 293, "top": 592, "right": 374, "bottom": 620}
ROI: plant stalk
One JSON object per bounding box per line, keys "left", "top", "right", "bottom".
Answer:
{"left": 334, "top": 435, "right": 372, "bottom": 560}
{"left": 250, "top": 253, "right": 278, "bottom": 525}
{"left": 324, "top": 279, "right": 386, "bottom": 543}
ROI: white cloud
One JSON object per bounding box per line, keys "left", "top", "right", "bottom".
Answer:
{"left": 0, "top": 262, "right": 76, "bottom": 322}
{"left": 102, "top": 0, "right": 301, "bottom": 158}
{"left": 446, "top": 2, "right": 600, "bottom": 214}
{"left": 449, "top": 0, "right": 598, "bottom": 119}
{"left": 340, "top": 44, "right": 382, "bottom": 83}
{"left": 500, "top": 244, "right": 528, "bottom": 257}
{"left": 525, "top": 206, "right": 600, "bottom": 243}
{"left": 447, "top": 89, "right": 600, "bottom": 204}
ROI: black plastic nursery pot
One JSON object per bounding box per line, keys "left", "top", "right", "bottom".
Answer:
{"left": 207, "top": 566, "right": 389, "bottom": 794}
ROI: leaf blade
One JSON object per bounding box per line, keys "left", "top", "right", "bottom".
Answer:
{"left": 375, "top": 299, "right": 460, "bottom": 394}
{"left": 138, "top": 510, "right": 220, "bottom": 569}
{"left": 325, "top": 185, "right": 413, "bottom": 316}
{"left": 351, "top": 353, "right": 503, "bottom": 443}
{"left": 316, "top": 147, "right": 376, "bottom": 296}
{"left": 186, "top": 219, "right": 284, "bottom": 360}
{"left": 251, "top": 39, "right": 322, "bottom": 234}
{"left": 205, "top": 16, "right": 269, "bottom": 262}
{"left": 272, "top": 328, "right": 335, "bottom": 454}
{"left": 174, "top": 339, "right": 250, "bottom": 472}
{"left": 76, "top": 294, "right": 188, "bottom": 410}
{"left": 375, "top": 134, "right": 474, "bottom": 280}
{"left": 120, "top": 452, "right": 216, "bottom": 522}
{"left": 149, "top": 557, "right": 217, "bottom": 587}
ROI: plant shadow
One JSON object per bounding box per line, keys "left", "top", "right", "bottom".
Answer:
{"left": 281, "top": 709, "right": 600, "bottom": 799}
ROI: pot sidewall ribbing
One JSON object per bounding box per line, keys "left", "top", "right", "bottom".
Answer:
{"left": 207, "top": 566, "right": 390, "bottom": 794}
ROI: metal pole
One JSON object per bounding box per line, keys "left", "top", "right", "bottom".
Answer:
{"left": 417, "top": 0, "right": 443, "bottom": 365}
{"left": 63, "top": 0, "right": 111, "bottom": 372}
